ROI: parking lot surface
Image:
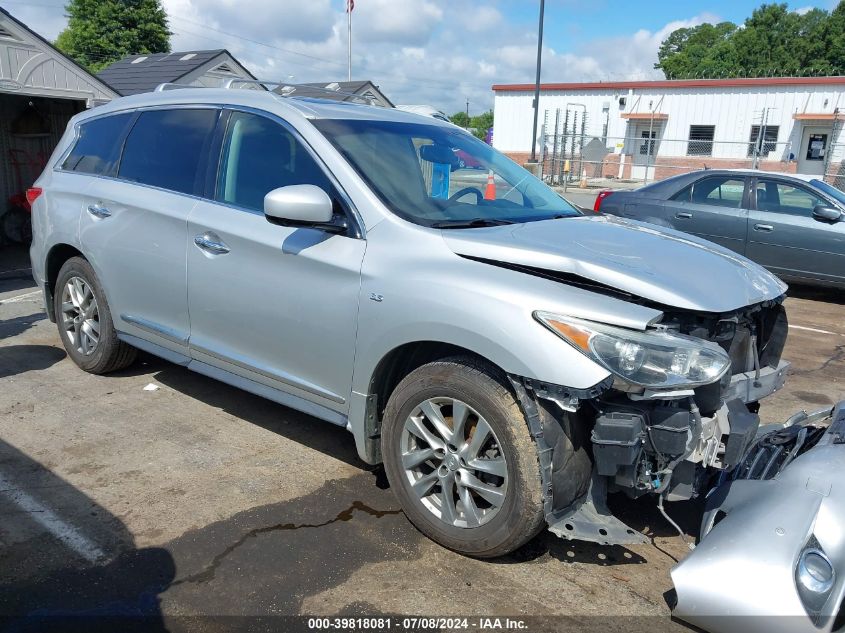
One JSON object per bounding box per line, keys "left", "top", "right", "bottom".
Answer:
{"left": 1, "top": 243, "right": 843, "bottom": 630}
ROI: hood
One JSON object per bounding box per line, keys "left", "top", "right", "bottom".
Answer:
{"left": 442, "top": 215, "right": 786, "bottom": 313}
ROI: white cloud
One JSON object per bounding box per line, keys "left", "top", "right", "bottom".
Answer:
{"left": 4, "top": 2, "right": 724, "bottom": 115}
{"left": 354, "top": 0, "right": 443, "bottom": 45}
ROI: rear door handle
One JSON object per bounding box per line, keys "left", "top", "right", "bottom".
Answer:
{"left": 194, "top": 233, "right": 230, "bottom": 255}
{"left": 754, "top": 224, "right": 774, "bottom": 232}
{"left": 675, "top": 212, "right": 693, "bottom": 219}
{"left": 87, "top": 204, "right": 111, "bottom": 219}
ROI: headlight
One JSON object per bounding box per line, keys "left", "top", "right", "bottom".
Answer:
{"left": 534, "top": 312, "right": 730, "bottom": 389}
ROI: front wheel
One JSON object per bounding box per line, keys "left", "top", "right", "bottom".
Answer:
{"left": 381, "top": 357, "right": 545, "bottom": 557}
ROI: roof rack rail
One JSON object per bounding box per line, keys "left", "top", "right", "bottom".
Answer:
{"left": 153, "top": 82, "right": 192, "bottom": 92}
{"left": 222, "top": 78, "right": 381, "bottom": 106}
{"left": 152, "top": 79, "right": 383, "bottom": 106}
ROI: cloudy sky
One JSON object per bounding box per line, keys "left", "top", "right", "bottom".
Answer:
{"left": 1, "top": 0, "right": 832, "bottom": 114}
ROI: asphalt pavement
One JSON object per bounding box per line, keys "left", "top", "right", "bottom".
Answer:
{"left": 1, "top": 243, "right": 843, "bottom": 631}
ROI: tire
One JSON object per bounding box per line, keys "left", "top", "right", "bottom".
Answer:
{"left": 54, "top": 257, "right": 136, "bottom": 374}
{"left": 381, "top": 356, "right": 545, "bottom": 557}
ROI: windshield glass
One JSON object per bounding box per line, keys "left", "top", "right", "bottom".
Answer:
{"left": 312, "top": 118, "right": 580, "bottom": 228}
{"left": 811, "top": 179, "right": 845, "bottom": 207}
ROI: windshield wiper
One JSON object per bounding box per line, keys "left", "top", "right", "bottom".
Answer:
{"left": 430, "top": 218, "right": 515, "bottom": 229}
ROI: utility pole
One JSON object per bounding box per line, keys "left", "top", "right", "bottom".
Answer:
{"left": 466, "top": 98, "right": 470, "bottom": 130}
{"left": 528, "top": 0, "right": 545, "bottom": 168}
{"left": 347, "top": 0, "right": 353, "bottom": 82}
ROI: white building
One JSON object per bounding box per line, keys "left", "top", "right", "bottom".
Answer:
{"left": 492, "top": 77, "right": 845, "bottom": 182}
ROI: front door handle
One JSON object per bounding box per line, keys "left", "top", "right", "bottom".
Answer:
{"left": 194, "top": 233, "right": 230, "bottom": 255}
{"left": 754, "top": 223, "right": 774, "bottom": 232}
{"left": 675, "top": 212, "right": 693, "bottom": 219}
{"left": 87, "top": 204, "right": 111, "bottom": 219}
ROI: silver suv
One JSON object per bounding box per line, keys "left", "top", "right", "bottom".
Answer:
{"left": 30, "top": 84, "right": 790, "bottom": 557}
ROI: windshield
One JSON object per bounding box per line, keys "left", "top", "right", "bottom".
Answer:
{"left": 811, "top": 179, "right": 845, "bottom": 207}
{"left": 312, "top": 118, "right": 580, "bottom": 228}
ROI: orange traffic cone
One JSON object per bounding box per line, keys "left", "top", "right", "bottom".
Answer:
{"left": 484, "top": 170, "right": 496, "bottom": 200}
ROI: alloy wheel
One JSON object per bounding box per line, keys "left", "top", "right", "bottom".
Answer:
{"left": 61, "top": 276, "right": 100, "bottom": 355}
{"left": 400, "top": 397, "right": 508, "bottom": 528}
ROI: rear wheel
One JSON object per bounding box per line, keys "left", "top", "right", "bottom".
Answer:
{"left": 54, "top": 257, "right": 136, "bottom": 374}
{"left": 381, "top": 356, "right": 545, "bottom": 557}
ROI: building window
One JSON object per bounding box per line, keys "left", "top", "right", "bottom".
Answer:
{"left": 639, "top": 130, "right": 657, "bottom": 156}
{"left": 687, "top": 125, "right": 715, "bottom": 156}
{"left": 748, "top": 125, "right": 779, "bottom": 158}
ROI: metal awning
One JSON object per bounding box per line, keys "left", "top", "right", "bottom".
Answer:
{"left": 792, "top": 112, "right": 845, "bottom": 121}
{"left": 621, "top": 112, "right": 669, "bottom": 121}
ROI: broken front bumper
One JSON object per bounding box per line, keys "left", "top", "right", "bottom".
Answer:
{"left": 672, "top": 401, "right": 845, "bottom": 633}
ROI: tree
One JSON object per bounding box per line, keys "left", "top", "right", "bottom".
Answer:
{"left": 655, "top": 22, "right": 738, "bottom": 79}
{"left": 469, "top": 110, "right": 494, "bottom": 141}
{"left": 449, "top": 111, "right": 470, "bottom": 128}
{"left": 449, "top": 111, "right": 494, "bottom": 141}
{"left": 56, "top": 0, "right": 171, "bottom": 72}
{"left": 655, "top": 1, "right": 845, "bottom": 79}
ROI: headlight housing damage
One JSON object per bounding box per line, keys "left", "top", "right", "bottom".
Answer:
{"left": 535, "top": 312, "right": 731, "bottom": 389}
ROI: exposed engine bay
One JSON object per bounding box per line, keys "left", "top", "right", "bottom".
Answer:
{"left": 514, "top": 297, "right": 792, "bottom": 545}
{"left": 591, "top": 299, "right": 789, "bottom": 502}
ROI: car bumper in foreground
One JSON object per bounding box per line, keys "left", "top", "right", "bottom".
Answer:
{"left": 672, "top": 401, "right": 845, "bottom": 633}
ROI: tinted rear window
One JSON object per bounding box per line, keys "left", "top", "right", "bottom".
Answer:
{"left": 118, "top": 109, "right": 217, "bottom": 196}
{"left": 61, "top": 113, "right": 133, "bottom": 176}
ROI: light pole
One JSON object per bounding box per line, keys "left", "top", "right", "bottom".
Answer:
{"left": 529, "top": 0, "right": 545, "bottom": 165}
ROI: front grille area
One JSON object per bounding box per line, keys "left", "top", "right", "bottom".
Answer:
{"left": 660, "top": 300, "right": 787, "bottom": 372}
{"left": 658, "top": 300, "right": 788, "bottom": 415}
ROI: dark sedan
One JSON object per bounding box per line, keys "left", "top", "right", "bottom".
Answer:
{"left": 596, "top": 169, "right": 845, "bottom": 288}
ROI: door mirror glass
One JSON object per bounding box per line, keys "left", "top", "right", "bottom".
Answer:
{"left": 812, "top": 205, "right": 842, "bottom": 222}
{"left": 264, "top": 185, "right": 333, "bottom": 225}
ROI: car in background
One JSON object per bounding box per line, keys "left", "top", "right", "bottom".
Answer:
{"left": 595, "top": 169, "right": 845, "bottom": 288}
{"left": 454, "top": 149, "right": 484, "bottom": 170}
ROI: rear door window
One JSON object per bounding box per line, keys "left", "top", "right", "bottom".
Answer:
{"left": 118, "top": 108, "right": 218, "bottom": 196}
{"left": 689, "top": 176, "right": 746, "bottom": 209}
{"left": 61, "top": 113, "right": 133, "bottom": 176}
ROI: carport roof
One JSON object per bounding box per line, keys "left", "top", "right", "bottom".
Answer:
{"left": 97, "top": 50, "right": 251, "bottom": 96}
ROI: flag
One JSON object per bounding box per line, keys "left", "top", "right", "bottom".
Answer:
{"left": 347, "top": 0, "right": 354, "bottom": 12}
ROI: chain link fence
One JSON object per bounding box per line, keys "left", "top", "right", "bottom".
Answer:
{"left": 539, "top": 118, "right": 845, "bottom": 192}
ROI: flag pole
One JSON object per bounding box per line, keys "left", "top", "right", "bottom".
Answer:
{"left": 347, "top": 1, "right": 352, "bottom": 82}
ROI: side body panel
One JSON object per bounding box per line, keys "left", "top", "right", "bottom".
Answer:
{"left": 746, "top": 177, "right": 845, "bottom": 286}
{"left": 186, "top": 200, "right": 366, "bottom": 414}
{"left": 29, "top": 170, "right": 89, "bottom": 289}
{"left": 79, "top": 178, "right": 196, "bottom": 355}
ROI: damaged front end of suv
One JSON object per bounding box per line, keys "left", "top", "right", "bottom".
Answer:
{"left": 505, "top": 289, "right": 791, "bottom": 544}
{"left": 437, "top": 215, "right": 792, "bottom": 546}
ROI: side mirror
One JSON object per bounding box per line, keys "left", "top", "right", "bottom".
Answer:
{"left": 812, "top": 205, "right": 842, "bottom": 223}
{"left": 264, "top": 185, "right": 333, "bottom": 225}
